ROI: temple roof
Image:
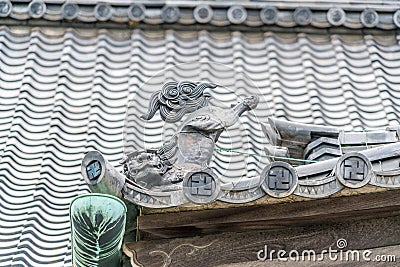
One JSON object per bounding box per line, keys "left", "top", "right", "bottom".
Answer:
{"left": 1, "top": 2, "right": 400, "bottom": 265}
{"left": 1, "top": 0, "right": 400, "bottom": 30}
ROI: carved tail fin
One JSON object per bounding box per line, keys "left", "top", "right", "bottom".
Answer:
{"left": 141, "top": 81, "right": 216, "bottom": 122}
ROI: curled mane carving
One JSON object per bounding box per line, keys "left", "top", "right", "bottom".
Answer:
{"left": 141, "top": 81, "right": 216, "bottom": 122}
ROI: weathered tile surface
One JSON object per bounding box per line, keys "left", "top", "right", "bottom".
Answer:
{"left": 1, "top": 26, "right": 400, "bottom": 265}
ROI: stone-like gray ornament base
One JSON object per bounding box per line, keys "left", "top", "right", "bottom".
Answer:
{"left": 336, "top": 152, "right": 374, "bottom": 189}
{"left": 261, "top": 161, "right": 298, "bottom": 198}
{"left": 81, "top": 142, "right": 400, "bottom": 208}
{"left": 183, "top": 169, "right": 220, "bottom": 204}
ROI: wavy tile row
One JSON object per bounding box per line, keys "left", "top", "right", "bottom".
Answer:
{"left": 1, "top": 0, "right": 400, "bottom": 29}
{"left": 1, "top": 26, "right": 400, "bottom": 266}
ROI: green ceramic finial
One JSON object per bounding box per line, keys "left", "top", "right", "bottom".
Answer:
{"left": 70, "top": 193, "right": 127, "bottom": 267}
